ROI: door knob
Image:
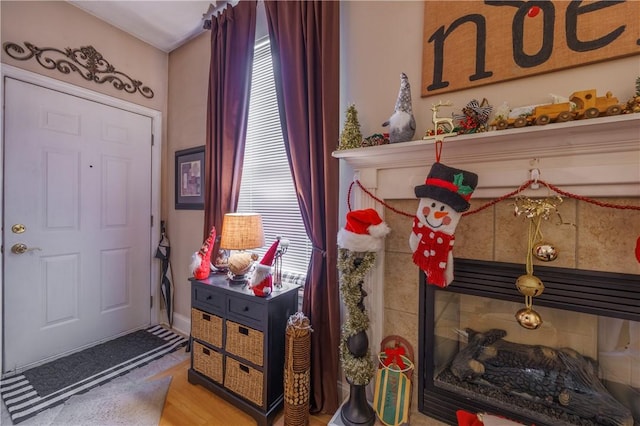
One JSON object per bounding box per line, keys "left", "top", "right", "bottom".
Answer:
{"left": 11, "top": 243, "right": 41, "bottom": 254}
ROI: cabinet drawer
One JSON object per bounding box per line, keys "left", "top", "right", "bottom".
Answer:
{"left": 228, "top": 297, "right": 265, "bottom": 324}
{"left": 193, "top": 284, "right": 224, "bottom": 314}
{"left": 193, "top": 341, "right": 223, "bottom": 384}
{"left": 225, "top": 320, "right": 264, "bottom": 366}
{"left": 225, "top": 357, "right": 263, "bottom": 408}
{"left": 191, "top": 308, "right": 223, "bottom": 348}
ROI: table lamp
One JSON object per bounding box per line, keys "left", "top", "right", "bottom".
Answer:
{"left": 219, "top": 213, "right": 265, "bottom": 285}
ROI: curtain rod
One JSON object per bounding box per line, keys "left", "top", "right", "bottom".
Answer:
{"left": 202, "top": 0, "right": 234, "bottom": 29}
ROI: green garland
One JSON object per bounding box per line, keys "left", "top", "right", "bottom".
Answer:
{"left": 338, "top": 248, "right": 377, "bottom": 385}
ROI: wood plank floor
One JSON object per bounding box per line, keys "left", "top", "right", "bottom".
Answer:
{"left": 152, "top": 359, "right": 333, "bottom": 426}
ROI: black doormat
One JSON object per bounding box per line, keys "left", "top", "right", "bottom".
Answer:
{"left": 0, "top": 325, "right": 187, "bottom": 424}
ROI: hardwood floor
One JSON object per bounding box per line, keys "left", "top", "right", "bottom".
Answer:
{"left": 153, "top": 359, "right": 333, "bottom": 426}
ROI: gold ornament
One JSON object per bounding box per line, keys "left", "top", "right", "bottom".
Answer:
{"left": 515, "top": 307, "right": 543, "bottom": 330}
{"left": 515, "top": 274, "right": 545, "bottom": 297}
{"left": 512, "top": 195, "right": 562, "bottom": 329}
{"left": 533, "top": 241, "right": 558, "bottom": 262}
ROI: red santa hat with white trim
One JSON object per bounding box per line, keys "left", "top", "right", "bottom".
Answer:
{"left": 250, "top": 239, "right": 280, "bottom": 297}
{"left": 337, "top": 208, "right": 391, "bottom": 252}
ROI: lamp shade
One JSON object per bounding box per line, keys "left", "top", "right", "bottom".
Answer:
{"left": 219, "top": 213, "right": 265, "bottom": 250}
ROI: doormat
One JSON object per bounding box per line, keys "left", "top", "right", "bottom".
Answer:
{"left": 0, "top": 325, "right": 187, "bottom": 424}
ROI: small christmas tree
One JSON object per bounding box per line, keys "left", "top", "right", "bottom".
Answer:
{"left": 338, "top": 104, "right": 363, "bottom": 150}
{"left": 623, "top": 76, "right": 640, "bottom": 114}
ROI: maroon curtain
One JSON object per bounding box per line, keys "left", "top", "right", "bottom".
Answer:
{"left": 264, "top": 1, "right": 340, "bottom": 414}
{"left": 203, "top": 1, "right": 257, "bottom": 239}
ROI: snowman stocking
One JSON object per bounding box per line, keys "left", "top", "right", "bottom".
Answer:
{"left": 409, "top": 163, "right": 478, "bottom": 287}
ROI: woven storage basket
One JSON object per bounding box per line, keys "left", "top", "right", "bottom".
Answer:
{"left": 225, "top": 320, "right": 264, "bottom": 366}
{"left": 283, "top": 312, "right": 312, "bottom": 426}
{"left": 191, "top": 308, "right": 223, "bottom": 348}
{"left": 224, "top": 357, "right": 263, "bottom": 407}
{"left": 193, "top": 341, "right": 223, "bottom": 384}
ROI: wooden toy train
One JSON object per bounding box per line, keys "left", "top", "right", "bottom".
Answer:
{"left": 491, "top": 89, "right": 622, "bottom": 130}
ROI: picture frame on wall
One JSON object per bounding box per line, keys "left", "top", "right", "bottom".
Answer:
{"left": 175, "top": 146, "right": 205, "bottom": 210}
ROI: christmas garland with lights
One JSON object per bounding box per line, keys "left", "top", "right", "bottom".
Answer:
{"left": 338, "top": 248, "right": 376, "bottom": 385}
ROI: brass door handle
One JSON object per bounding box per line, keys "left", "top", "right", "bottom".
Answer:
{"left": 11, "top": 243, "right": 41, "bottom": 254}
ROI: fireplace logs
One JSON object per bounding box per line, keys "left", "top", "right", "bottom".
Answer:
{"left": 449, "top": 328, "right": 633, "bottom": 426}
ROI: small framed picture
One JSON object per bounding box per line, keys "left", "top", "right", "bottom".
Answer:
{"left": 175, "top": 146, "right": 205, "bottom": 210}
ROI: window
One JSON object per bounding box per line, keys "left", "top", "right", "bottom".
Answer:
{"left": 237, "top": 38, "right": 311, "bottom": 280}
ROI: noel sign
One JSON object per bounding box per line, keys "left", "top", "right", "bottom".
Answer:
{"left": 421, "top": 0, "right": 640, "bottom": 96}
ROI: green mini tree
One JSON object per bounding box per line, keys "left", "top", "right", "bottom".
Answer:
{"left": 338, "top": 104, "right": 363, "bottom": 150}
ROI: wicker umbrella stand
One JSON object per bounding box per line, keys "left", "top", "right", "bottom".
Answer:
{"left": 284, "top": 312, "right": 312, "bottom": 426}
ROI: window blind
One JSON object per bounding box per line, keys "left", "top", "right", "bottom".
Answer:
{"left": 237, "top": 38, "right": 311, "bottom": 277}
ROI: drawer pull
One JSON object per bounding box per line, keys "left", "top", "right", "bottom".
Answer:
{"left": 202, "top": 313, "right": 211, "bottom": 321}
{"left": 206, "top": 295, "right": 212, "bottom": 300}
{"left": 239, "top": 364, "right": 250, "bottom": 373}
{"left": 202, "top": 347, "right": 210, "bottom": 355}
{"left": 243, "top": 306, "right": 249, "bottom": 312}
{"left": 239, "top": 326, "right": 249, "bottom": 335}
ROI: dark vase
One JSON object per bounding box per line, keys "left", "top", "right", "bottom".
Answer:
{"left": 340, "top": 378, "right": 375, "bottom": 426}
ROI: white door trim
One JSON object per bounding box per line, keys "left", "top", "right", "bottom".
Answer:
{"left": 0, "top": 63, "right": 163, "bottom": 371}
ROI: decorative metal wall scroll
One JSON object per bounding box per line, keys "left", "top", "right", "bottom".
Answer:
{"left": 3, "top": 42, "right": 154, "bottom": 99}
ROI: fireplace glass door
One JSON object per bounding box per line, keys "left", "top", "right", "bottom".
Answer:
{"left": 419, "top": 259, "right": 639, "bottom": 426}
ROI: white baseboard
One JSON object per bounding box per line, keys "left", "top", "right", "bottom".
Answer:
{"left": 168, "top": 311, "right": 190, "bottom": 337}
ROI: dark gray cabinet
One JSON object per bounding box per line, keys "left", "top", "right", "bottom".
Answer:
{"left": 188, "top": 274, "right": 299, "bottom": 426}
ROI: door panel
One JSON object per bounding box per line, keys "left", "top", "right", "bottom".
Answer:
{"left": 3, "top": 78, "right": 153, "bottom": 372}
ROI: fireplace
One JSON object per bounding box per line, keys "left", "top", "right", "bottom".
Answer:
{"left": 333, "top": 114, "right": 640, "bottom": 424}
{"left": 418, "top": 259, "right": 639, "bottom": 426}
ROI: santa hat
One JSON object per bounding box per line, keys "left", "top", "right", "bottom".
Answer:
{"left": 337, "top": 208, "right": 390, "bottom": 252}
{"left": 250, "top": 239, "right": 280, "bottom": 297}
{"left": 414, "top": 162, "right": 478, "bottom": 212}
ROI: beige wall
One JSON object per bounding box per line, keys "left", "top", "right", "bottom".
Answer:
{"left": 1, "top": 1, "right": 168, "bottom": 113}
{"left": 166, "top": 31, "right": 211, "bottom": 323}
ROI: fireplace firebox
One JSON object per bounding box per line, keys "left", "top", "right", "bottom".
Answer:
{"left": 418, "top": 259, "right": 639, "bottom": 426}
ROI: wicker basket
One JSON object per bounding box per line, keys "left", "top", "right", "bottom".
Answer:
{"left": 224, "top": 357, "right": 263, "bottom": 407}
{"left": 191, "top": 308, "right": 223, "bottom": 348}
{"left": 225, "top": 321, "right": 264, "bottom": 366}
{"left": 283, "top": 312, "right": 312, "bottom": 426}
{"left": 193, "top": 341, "right": 223, "bottom": 384}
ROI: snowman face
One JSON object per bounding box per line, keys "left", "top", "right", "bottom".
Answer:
{"left": 416, "top": 197, "right": 462, "bottom": 234}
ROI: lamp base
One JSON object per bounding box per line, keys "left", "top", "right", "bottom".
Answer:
{"left": 228, "top": 273, "right": 248, "bottom": 286}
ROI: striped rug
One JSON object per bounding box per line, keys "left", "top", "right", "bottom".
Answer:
{"left": 0, "top": 325, "right": 187, "bottom": 424}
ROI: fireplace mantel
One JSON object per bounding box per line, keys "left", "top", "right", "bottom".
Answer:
{"left": 333, "top": 113, "right": 640, "bottom": 198}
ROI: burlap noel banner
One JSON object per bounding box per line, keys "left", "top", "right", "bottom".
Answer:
{"left": 421, "top": 1, "right": 640, "bottom": 96}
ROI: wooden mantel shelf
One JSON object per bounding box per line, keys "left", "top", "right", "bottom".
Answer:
{"left": 332, "top": 113, "right": 639, "bottom": 170}
{"left": 333, "top": 113, "right": 639, "bottom": 199}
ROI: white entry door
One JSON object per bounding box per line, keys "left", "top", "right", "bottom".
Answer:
{"left": 3, "top": 78, "right": 153, "bottom": 372}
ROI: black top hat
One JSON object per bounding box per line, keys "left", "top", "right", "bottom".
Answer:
{"left": 414, "top": 162, "right": 478, "bottom": 212}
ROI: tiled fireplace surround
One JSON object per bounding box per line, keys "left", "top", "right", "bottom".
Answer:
{"left": 334, "top": 114, "right": 639, "bottom": 425}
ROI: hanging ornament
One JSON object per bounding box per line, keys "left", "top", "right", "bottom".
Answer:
{"left": 513, "top": 195, "right": 563, "bottom": 329}
{"left": 533, "top": 241, "right": 558, "bottom": 262}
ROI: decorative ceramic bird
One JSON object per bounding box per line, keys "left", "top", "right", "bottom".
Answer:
{"left": 382, "top": 72, "right": 416, "bottom": 143}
